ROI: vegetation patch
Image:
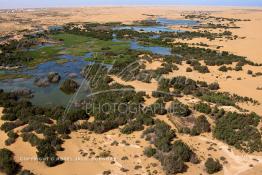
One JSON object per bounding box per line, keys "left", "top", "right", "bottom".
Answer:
{"left": 0, "top": 74, "right": 32, "bottom": 80}
{"left": 213, "top": 112, "right": 262, "bottom": 152}
{"left": 205, "top": 157, "right": 223, "bottom": 174}
{"left": 0, "top": 148, "right": 21, "bottom": 175}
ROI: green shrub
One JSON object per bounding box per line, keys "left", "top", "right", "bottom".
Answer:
{"left": 247, "top": 70, "right": 253, "bottom": 75}
{"left": 194, "top": 102, "right": 212, "bottom": 114}
{"left": 0, "top": 148, "right": 21, "bottom": 175}
{"left": 213, "top": 112, "right": 262, "bottom": 152}
{"left": 155, "top": 140, "right": 198, "bottom": 175}
{"left": 5, "top": 131, "right": 19, "bottom": 146}
{"left": 208, "top": 82, "right": 220, "bottom": 90}
{"left": 172, "top": 140, "right": 194, "bottom": 162}
{"left": 150, "top": 98, "right": 167, "bottom": 115}
{"left": 157, "top": 153, "right": 185, "bottom": 175}
{"left": 144, "top": 147, "right": 157, "bottom": 157}
{"left": 60, "top": 79, "right": 79, "bottom": 94}
{"left": 235, "top": 65, "right": 242, "bottom": 71}
{"left": 218, "top": 65, "right": 228, "bottom": 72}
{"left": 121, "top": 120, "right": 144, "bottom": 134}
{"left": 205, "top": 158, "right": 222, "bottom": 174}
{"left": 193, "top": 65, "right": 210, "bottom": 73}
{"left": 143, "top": 121, "right": 176, "bottom": 152}
{"left": 168, "top": 100, "right": 191, "bottom": 117}
{"left": 191, "top": 115, "right": 211, "bottom": 136}
{"left": 36, "top": 140, "right": 63, "bottom": 167}
{"left": 186, "top": 67, "right": 193, "bottom": 72}
{"left": 200, "top": 92, "right": 235, "bottom": 106}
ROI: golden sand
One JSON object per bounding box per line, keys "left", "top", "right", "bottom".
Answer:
{"left": 0, "top": 108, "right": 164, "bottom": 175}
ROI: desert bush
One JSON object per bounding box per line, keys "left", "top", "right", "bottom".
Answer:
{"left": 218, "top": 65, "right": 228, "bottom": 72}
{"left": 121, "top": 120, "right": 144, "bottom": 134}
{"left": 0, "top": 148, "right": 21, "bottom": 175}
{"left": 194, "top": 102, "right": 212, "bottom": 114}
{"left": 60, "top": 79, "right": 79, "bottom": 94}
{"left": 208, "top": 82, "right": 220, "bottom": 90}
{"left": 143, "top": 120, "right": 176, "bottom": 152}
{"left": 191, "top": 115, "right": 211, "bottom": 136}
{"left": 205, "top": 158, "right": 222, "bottom": 174}
{"left": 150, "top": 98, "right": 167, "bottom": 115}
{"left": 247, "top": 70, "right": 253, "bottom": 75}
{"left": 5, "top": 131, "right": 19, "bottom": 146}
{"left": 186, "top": 67, "right": 193, "bottom": 72}
{"left": 213, "top": 112, "right": 262, "bottom": 152}
{"left": 193, "top": 65, "right": 210, "bottom": 73}
{"left": 144, "top": 147, "right": 157, "bottom": 157}
{"left": 168, "top": 100, "right": 191, "bottom": 117}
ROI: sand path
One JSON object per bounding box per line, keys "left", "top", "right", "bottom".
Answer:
{"left": 198, "top": 137, "right": 262, "bottom": 175}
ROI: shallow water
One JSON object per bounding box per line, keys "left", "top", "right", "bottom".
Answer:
{"left": 130, "top": 41, "right": 171, "bottom": 55}
{"left": 0, "top": 78, "right": 88, "bottom": 107}
{"left": 157, "top": 18, "right": 199, "bottom": 26}
{"left": 0, "top": 22, "right": 175, "bottom": 107}
{"left": 113, "top": 18, "right": 198, "bottom": 33}
{"left": 0, "top": 54, "right": 92, "bottom": 107}
{"left": 48, "top": 26, "right": 64, "bottom": 31}
{"left": 113, "top": 26, "right": 179, "bottom": 33}
{"left": 0, "top": 40, "right": 172, "bottom": 107}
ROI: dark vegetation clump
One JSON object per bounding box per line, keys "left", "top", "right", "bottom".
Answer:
{"left": 186, "top": 67, "right": 193, "bottom": 72}
{"left": 193, "top": 64, "right": 210, "bottom": 73}
{"left": 121, "top": 120, "right": 144, "bottom": 134}
{"left": 205, "top": 157, "right": 223, "bottom": 174}
{"left": 190, "top": 115, "right": 211, "bottom": 136}
{"left": 0, "top": 90, "right": 89, "bottom": 167}
{"left": 208, "top": 82, "right": 220, "bottom": 90}
{"left": 154, "top": 140, "right": 199, "bottom": 175}
{"left": 168, "top": 100, "right": 191, "bottom": 117}
{"left": 199, "top": 91, "right": 236, "bottom": 106}
{"left": 171, "top": 43, "right": 257, "bottom": 66}
{"left": 0, "top": 36, "right": 40, "bottom": 66}
{"left": 143, "top": 120, "right": 176, "bottom": 152}
{"left": 152, "top": 76, "right": 257, "bottom": 108}
{"left": 150, "top": 98, "right": 167, "bottom": 115}
{"left": 144, "top": 147, "right": 157, "bottom": 157}
{"left": 213, "top": 112, "right": 262, "bottom": 152}
{"left": 218, "top": 65, "right": 230, "bottom": 72}
{"left": 194, "top": 102, "right": 212, "bottom": 114}
{"left": 247, "top": 70, "right": 253, "bottom": 75}
{"left": 47, "top": 72, "right": 61, "bottom": 83}
{"left": 60, "top": 79, "right": 79, "bottom": 94}
{"left": 64, "top": 23, "right": 113, "bottom": 41}
{"left": 5, "top": 130, "right": 19, "bottom": 146}
{"left": 80, "top": 64, "right": 155, "bottom": 134}
{"left": 142, "top": 121, "right": 199, "bottom": 174}
{"left": 0, "top": 148, "right": 21, "bottom": 175}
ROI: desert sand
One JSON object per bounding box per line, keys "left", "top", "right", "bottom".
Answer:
{"left": 106, "top": 73, "right": 262, "bottom": 175}
{"left": 0, "top": 107, "right": 164, "bottom": 175}
{"left": 165, "top": 62, "right": 262, "bottom": 115}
